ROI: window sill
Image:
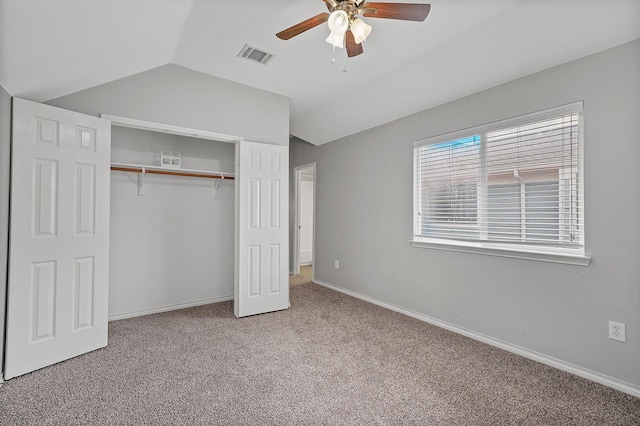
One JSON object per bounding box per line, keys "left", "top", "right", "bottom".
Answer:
{"left": 410, "top": 239, "right": 591, "bottom": 266}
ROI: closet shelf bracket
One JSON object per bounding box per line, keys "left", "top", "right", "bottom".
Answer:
{"left": 138, "top": 167, "right": 145, "bottom": 197}
{"left": 213, "top": 175, "right": 224, "bottom": 199}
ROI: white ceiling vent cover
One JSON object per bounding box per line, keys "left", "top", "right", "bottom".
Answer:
{"left": 237, "top": 44, "right": 275, "bottom": 65}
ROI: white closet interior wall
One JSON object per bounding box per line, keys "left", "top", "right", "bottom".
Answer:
{"left": 109, "top": 126, "right": 235, "bottom": 319}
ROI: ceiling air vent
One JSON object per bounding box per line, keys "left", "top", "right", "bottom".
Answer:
{"left": 237, "top": 44, "right": 275, "bottom": 65}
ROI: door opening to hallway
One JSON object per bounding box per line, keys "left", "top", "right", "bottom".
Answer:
{"left": 293, "top": 163, "right": 315, "bottom": 281}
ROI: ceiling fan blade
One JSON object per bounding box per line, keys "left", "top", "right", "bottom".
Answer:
{"left": 345, "top": 30, "right": 364, "bottom": 57}
{"left": 276, "top": 12, "right": 330, "bottom": 40}
{"left": 361, "top": 2, "right": 431, "bottom": 21}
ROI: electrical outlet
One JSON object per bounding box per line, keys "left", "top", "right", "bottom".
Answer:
{"left": 334, "top": 260, "right": 340, "bottom": 270}
{"left": 609, "top": 321, "right": 626, "bottom": 342}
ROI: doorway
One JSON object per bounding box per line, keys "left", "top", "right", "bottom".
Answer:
{"left": 293, "top": 163, "right": 315, "bottom": 279}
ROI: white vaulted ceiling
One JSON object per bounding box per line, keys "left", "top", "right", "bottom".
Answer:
{"left": 1, "top": 0, "right": 639, "bottom": 145}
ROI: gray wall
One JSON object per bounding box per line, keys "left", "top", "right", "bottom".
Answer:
{"left": 48, "top": 67, "right": 289, "bottom": 318}
{"left": 48, "top": 64, "right": 289, "bottom": 146}
{"left": 0, "top": 85, "right": 10, "bottom": 375}
{"left": 291, "top": 39, "right": 640, "bottom": 389}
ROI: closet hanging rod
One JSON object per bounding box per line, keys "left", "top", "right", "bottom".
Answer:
{"left": 110, "top": 163, "right": 234, "bottom": 180}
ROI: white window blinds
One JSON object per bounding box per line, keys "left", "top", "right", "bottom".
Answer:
{"left": 413, "top": 103, "right": 583, "bottom": 253}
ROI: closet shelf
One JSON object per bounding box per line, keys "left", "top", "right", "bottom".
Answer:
{"left": 110, "top": 162, "right": 234, "bottom": 180}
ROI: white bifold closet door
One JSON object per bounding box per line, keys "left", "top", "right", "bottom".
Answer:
{"left": 5, "top": 98, "right": 111, "bottom": 379}
{"left": 235, "top": 141, "right": 289, "bottom": 317}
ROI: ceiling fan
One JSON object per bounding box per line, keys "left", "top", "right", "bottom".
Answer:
{"left": 276, "top": 0, "right": 431, "bottom": 58}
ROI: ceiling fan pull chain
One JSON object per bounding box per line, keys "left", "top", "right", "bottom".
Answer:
{"left": 331, "top": 34, "right": 337, "bottom": 64}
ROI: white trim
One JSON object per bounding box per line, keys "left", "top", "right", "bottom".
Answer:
{"left": 312, "top": 278, "right": 640, "bottom": 398}
{"left": 101, "top": 114, "right": 243, "bottom": 143}
{"left": 108, "top": 295, "right": 233, "bottom": 321}
{"left": 292, "top": 167, "right": 300, "bottom": 276}
{"left": 414, "top": 101, "right": 584, "bottom": 148}
{"left": 410, "top": 239, "right": 591, "bottom": 266}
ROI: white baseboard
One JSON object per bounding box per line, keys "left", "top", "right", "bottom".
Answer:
{"left": 313, "top": 279, "right": 640, "bottom": 398}
{"left": 108, "top": 295, "right": 234, "bottom": 321}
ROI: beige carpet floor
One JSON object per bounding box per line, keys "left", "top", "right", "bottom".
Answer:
{"left": 0, "top": 278, "right": 639, "bottom": 425}
{"left": 290, "top": 265, "right": 312, "bottom": 287}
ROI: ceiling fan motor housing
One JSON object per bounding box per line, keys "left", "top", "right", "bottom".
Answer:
{"left": 327, "top": 0, "right": 362, "bottom": 20}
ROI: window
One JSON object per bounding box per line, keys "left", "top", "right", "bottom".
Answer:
{"left": 413, "top": 102, "right": 586, "bottom": 262}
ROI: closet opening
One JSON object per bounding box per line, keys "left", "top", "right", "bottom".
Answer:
{"left": 103, "top": 114, "right": 291, "bottom": 320}
{"left": 103, "top": 115, "right": 241, "bottom": 320}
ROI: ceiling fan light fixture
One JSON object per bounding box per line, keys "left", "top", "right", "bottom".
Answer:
{"left": 325, "top": 31, "right": 345, "bottom": 49}
{"left": 350, "top": 18, "right": 372, "bottom": 44}
{"left": 327, "top": 10, "right": 349, "bottom": 35}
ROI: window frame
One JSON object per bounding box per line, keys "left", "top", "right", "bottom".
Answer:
{"left": 411, "top": 102, "right": 590, "bottom": 266}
